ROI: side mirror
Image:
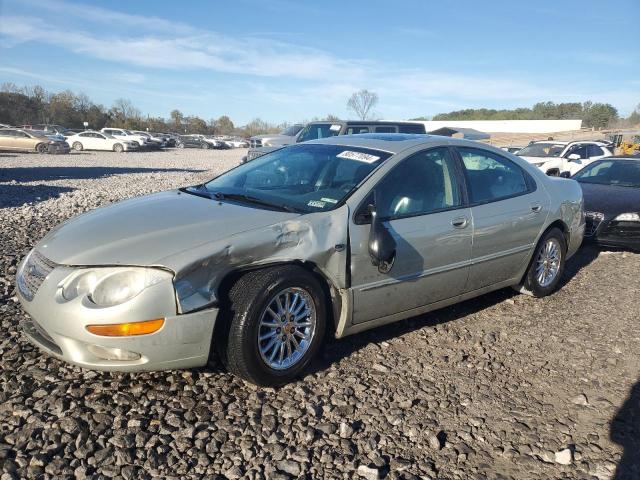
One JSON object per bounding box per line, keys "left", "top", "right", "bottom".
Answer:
{"left": 567, "top": 153, "right": 581, "bottom": 161}
{"left": 559, "top": 171, "right": 571, "bottom": 178}
{"left": 367, "top": 202, "right": 396, "bottom": 274}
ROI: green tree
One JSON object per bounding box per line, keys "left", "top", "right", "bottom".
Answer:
{"left": 169, "top": 109, "right": 184, "bottom": 131}
{"left": 215, "top": 115, "right": 235, "bottom": 135}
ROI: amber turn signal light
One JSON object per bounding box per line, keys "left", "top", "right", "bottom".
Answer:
{"left": 86, "top": 319, "right": 164, "bottom": 337}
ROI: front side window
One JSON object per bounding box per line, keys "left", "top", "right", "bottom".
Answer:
{"left": 566, "top": 144, "right": 588, "bottom": 159}
{"left": 297, "top": 124, "right": 341, "bottom": 143}
{"left": 374, "top": 147, "right": 462, "bottom": 220}
{"left": 202, "top": 144, "right": 391, "bottom": 213}
{"left": 458, "top": 147, "right": 529, "bottom": 204}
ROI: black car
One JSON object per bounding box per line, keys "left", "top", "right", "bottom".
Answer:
{"left": 176, "top": 135, "right": 208, "bottom": 149}
{"left": 573, "top": 157, "right": 640, "bottom": 250}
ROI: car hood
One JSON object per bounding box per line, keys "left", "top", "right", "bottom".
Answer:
{"left": 579, "top": 182, "right": 640, "bottom": 216}
{"left": 37, "top": 190, "right": 299, "bottom": 268}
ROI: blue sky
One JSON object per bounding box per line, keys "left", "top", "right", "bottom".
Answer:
{"left": 1, "top": 0, "right": 638, "bottom": 124}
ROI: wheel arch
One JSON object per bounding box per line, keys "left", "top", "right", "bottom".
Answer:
{"left": 215, "top": 261, "right": 340, "bottom": 338}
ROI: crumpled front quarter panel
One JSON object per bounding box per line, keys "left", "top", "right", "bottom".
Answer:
{"left": 169, "top": 205, "right": 350, "bottom": 313}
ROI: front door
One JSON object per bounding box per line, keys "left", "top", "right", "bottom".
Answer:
{"left": 349, "top": 147, "right": 473, "bottom": 324}
{"left": 455, "top": 147, "right": 549, "bottom": 291}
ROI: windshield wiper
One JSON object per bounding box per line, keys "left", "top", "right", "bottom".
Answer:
{"left": 212, "top": 192, "right": 301, "bottom": 213}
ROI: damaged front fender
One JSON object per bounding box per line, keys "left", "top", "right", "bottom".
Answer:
{"left": 168, "top": 205, "right": 351, "bottom": 313}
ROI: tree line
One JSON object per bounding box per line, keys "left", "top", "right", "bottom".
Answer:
{"left": 0, "top": 83, "right": 285, "bottom": 136}
{"left": 412, "top": 101, "right": 640, "bottom": 130}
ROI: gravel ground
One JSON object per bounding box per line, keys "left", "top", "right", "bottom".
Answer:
{"left": 1, "top": 149, "right": 639, "bottom": 479}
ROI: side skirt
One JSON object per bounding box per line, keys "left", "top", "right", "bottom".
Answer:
{"left": 334, "top": 277, "right": 520, "bottom": 339}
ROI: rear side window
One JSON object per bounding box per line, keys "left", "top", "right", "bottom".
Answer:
{"left": 346, "top": 126, "right": 370, "bottom": 135}
{"left": 398, "top": 124, "right": 426, "bottom": 134}
{"left": 458, "top": 147, "right": 530, "bottom": 204}
{"left": 374, "top": 126, "right": 396, "bottom": 133}
{"left": 587, "top": 145, "right": 604, "bottom": 157}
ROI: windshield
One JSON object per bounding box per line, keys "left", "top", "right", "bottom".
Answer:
{"left": 517, "top": 143, "right": 566, "bottom": 157}
{"left": 573, "top": 160, "right": 640, "bottom": 188}
{"left": 200, "top": 144, "right": 392, "bottom": 213}
{"left": 297, "top": 123, "right": 341, "bottom": 143}
{"left": 281, "top": 125, "right": 303, "bottom": 136}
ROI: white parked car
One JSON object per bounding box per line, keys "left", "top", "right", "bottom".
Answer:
{"left": 101, "top": 128, "right": 149, "bottom": 148}
{"left": 225, "top": 138, "right": 249, "bottom": 148}
{"left": 517, "top": 141, "right": 612, "bottom": 176}
{"left": 67, "top": 131, "right": 138, "bottom": 152}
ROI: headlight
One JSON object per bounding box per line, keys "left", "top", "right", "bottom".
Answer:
{"left": 61, "top": 267, "right": 172, "bottom": 307}
{"left": 614, "top": 213, "right": 640, "bottom": 222}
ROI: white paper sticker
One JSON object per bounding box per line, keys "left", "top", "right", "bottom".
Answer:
{"left": 307, "top": 200, "right": 326, "bottom": 208}
{"left": 321, "top": 197, "right": 338, "bottom": 204}
{"left": 336, "top": 150, "right": 380, "bottom": 163}
{"left": 329, "top": 124, "right": 342, "bottom": 132}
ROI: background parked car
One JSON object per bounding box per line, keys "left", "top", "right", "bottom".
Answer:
{"left": 175, "top": 135, "right": 208, "bottom": 149}
{"left": 0, "top": 127, "right": 69, "bottom": 154}
{"left": 66, "top": 131, "right": 138, "bottom": 152}
{"left": 517, "top": 140, "right": 612, "bottom": 176}
{"left": 573, "top": 157, "right": 640, "bottom": 251}
{"left": 249, "top": 124, "right": 304, "bottom": 148}
{"left": 101, "top": 128, "right": 149, "bottom": 149}
{"left": 131, "top": 131, "right": 167, "bottom": 149}
{"left": 245, "top": 120, "right": 427, "bottom": 162}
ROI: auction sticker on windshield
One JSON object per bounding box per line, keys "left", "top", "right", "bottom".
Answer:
{"left": 308, "top": 200, "right": 326, "bottom": 208}
{"left": 336, "top": 150, "right": 380, "bottom": 163}
{"left": 330, "top": 124, "right": 341, "bottom": 132}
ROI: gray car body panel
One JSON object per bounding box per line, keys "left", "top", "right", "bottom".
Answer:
{"left": 17, "top": 135, "right": 584, "bottom": 371}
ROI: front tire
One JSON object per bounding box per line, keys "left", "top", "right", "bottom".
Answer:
{"left": 72, "top": 142, "right": 83, "bottom": 151}
{"left": 216, "top": 266, "right": 327, "bottom": 386}
{"left": 177, "top": 143, "right": 185, "bottom": 149}
{"left": 36, "top": 143, "right": 49, "bottom": 154}
{"left": 518, "top": 228, "right": 566, "bottom": 297}
{"left": 113, "top": 143, "right": 124, "bottom": 153}
{"left": 201, "top": 142, "right": 210, "bottom": 149}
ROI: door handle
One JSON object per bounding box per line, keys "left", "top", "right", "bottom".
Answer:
{"left": 451, "top": 217, "right": 469, "bottom": 229}
{"left": 530, "top": 204, "right": 543, "bottom": 213}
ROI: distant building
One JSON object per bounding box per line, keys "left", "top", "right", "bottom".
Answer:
{"left": 428, "top": 126, "right": 490, "bottom": 140}
{"left": 410, "top": 119, "right": 582, "bottom": 134}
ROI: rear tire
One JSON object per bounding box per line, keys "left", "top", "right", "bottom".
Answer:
{"left": 517, "top": 228, "right": 566, "bottom": 297}
{"left": 215, "top": 265, "right": 327, "bottom": 386}
{"left": 72, "top": 142, "right": 83, "bottom": 151}
{"left": 113, "top": 143, "right": 124, "bottom": 153}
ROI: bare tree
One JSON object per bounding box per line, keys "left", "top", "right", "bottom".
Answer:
{"left": 347, "top": 90, "right": 379, "bottom": 120}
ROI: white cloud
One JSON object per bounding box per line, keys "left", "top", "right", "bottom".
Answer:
{"left": 1, "top": 0, "right": 634, "bottom": 119}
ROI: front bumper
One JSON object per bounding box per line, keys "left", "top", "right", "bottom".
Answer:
{"left": 49, "top": 144, "right": 70, "bottom": 154}
{"left": 16, "top": 257, "right": 218, "bottom": 371}
{"left": 586, "top": 219, "right": 640, "bottom": 251}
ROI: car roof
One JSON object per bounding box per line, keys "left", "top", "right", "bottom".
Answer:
{"left": 308, "top": 120, "right": 421, "bottom": 126}
{"left": 304, "top": 133, "right": 471, "bottom": 154}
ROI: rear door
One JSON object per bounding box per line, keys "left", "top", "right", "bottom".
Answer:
{"left": 349, "top": 146, "right": 472, "bottom": 323}
{"left": 455, "top": 147, "right": 548, "bottom": 291}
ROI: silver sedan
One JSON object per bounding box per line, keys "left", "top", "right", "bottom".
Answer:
{"left": 16, "top": 134, "right": 585, "bottom": 385}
